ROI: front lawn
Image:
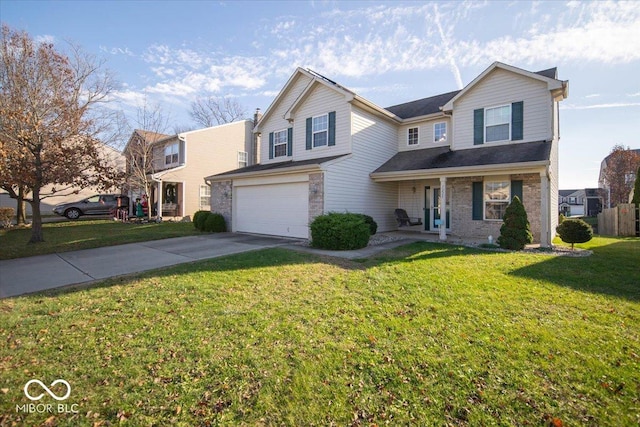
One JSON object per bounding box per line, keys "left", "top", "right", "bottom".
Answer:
{"left": 0, "top": 237, "right": 638, "bottom": 425}
{"left": 0, "top": 220, "right": 199, "bottom": 260}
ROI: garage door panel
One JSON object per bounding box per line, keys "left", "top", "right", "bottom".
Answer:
{"left": 234, "top": 182, "right": 309, "bottom": 238}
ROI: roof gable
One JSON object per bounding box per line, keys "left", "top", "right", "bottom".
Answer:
{"left": 442, "top": 62, "right": 568, "bottom": 111}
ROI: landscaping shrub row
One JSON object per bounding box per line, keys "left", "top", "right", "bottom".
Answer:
{"left": 193, "top": 210, "right": 227, "bottom": 232}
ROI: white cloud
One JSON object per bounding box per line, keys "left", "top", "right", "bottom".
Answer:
{"left": 34, "top": 34, "right": 55, "bottom": 44}
{"left": 561, "top": 102, "right": 640, "bottom": 110}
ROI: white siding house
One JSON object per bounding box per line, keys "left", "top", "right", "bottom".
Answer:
{"left": 206, "top": 63, "right": 568, "bottom": 246}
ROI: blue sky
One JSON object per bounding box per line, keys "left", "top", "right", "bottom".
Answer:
{"left": 2, "top": 0, "right": 639, "bottom": 189}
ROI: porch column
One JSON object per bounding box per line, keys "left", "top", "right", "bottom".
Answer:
{"left": 439, "top": 176, "right": 447, "bottom": 241}
{"left": 540, "top": 172, "right": 550, "bottom": 248}
{"left": 156, "top": 180, "right": 163, "bottom": 219}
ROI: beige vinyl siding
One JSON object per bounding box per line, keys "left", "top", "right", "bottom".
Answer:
{"left": 159, "top": 120, "right": 254, "bottom": 218}
{"left": 292, "top": 83, "right": 351, "bottom": 161}
{"left": 324, "top": 106, "right": 398, "bottom": 232}
{"left": 397, "top": 117, "right": 452, "bottom": 152}
{"left": 259, "top": 74, "right": 313, "bottom": 164}
{"left": 453, "top": 68, "right": 552, "bottom": 150}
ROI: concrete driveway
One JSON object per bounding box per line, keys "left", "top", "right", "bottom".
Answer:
{"left": 0, "top": 233, "right": 297, "bottom": 298}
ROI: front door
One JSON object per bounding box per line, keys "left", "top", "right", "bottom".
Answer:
{"left": 424, "top": 186, "right": 449, "bottom": 231}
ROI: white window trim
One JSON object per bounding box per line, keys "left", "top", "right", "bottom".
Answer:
{"left": 164, "top": 143, "right": 179, "bottom": 166}
{"left": 238, "top": 151, "right": 248, "bottom": 168}
{"left": 199, "top": 184, "right": 211, "bottom": 210}
{"left": 433, "top": 122, "right": 447, "bottom": 143}
{"left": 312, "top": 114, "right": 329, "bottom": 148}
{"left": 484, "top": 104, "right": 512, "bottom": 143}
{"left": 407, "top": 127, "right": 419, "bottom": 146}
{"left": 484, "top": 179, "right": 511, "bottom": 221}
{"left": 273, "top": 129, "right": 288, "bottom": 158}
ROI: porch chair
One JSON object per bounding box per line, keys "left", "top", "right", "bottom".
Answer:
{"left": 394, "top": 209, "right": 423, "bottom": 227}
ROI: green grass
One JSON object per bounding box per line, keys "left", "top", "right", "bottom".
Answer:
{"left": 0, "top": 220, "right": 200, "bottom": 260}
{"left": 1, "top": 237, "right": 638, "bottom": 426}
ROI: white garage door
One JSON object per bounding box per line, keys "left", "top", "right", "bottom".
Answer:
{"left": 234, "top": 182, "right": 309, "bottom": 238}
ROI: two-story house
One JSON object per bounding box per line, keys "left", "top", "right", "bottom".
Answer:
{"left": 206, "top": 62, "right": 568, "bottom": 247}
{"left": 559, "top": 189, "right": 586, "bottom": 217}
{"left": 124, "top": 120, "right": 255, "bottom": 220}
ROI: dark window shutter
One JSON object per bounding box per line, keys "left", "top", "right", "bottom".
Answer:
{"left": 328, "top": 111, "right": 336, "bottom": 146}
{"left": 511, "top": 180, "right": 523, "bottom": 202}
{"left": 472, "top": 181, "right": 483, "bottom": 220}
{"left": 306, "top": 117, "right": 312, "bottom": 150}
{"left": 512, "top": 101, "right": 523, "bottom": 140}
{"left": 287, "top": 127, "right": 293, "bottom": 156}
{"left": 268, "top": 132, "right": 274, "bottom": 159}
{"left": 474, "top": 109, "right": 484, "bottom": 145}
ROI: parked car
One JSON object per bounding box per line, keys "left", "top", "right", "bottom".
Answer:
{"left": 53, "top": 194, "right": 129, "bottom": 220}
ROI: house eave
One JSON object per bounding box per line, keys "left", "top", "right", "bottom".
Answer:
{"left": 370, "top": 160, "right": 549, "bottom": 182}
{"left": 205, "top": 163, "right": 323, "bottom": 182}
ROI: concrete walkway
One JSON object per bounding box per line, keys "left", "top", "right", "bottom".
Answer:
{"left": 0, "top": 233, "right": 428, "bottom": 299}
{"left": 0, "top": 233, "right": 300, "bottom": 298}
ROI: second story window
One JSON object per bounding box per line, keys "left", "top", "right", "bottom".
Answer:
{"left": 165, "top": 143, "right": 179, "bottom": 165}
{"left": 313, "top": 114, "right": 328, "bottom": 147}
{"left": 408, "top": 127, "right": 419, "bottom": 145}
{"left": 485, "top": 105, "right": 511, "bottom": 142}
{"left": 238, "top": 151, "right": 248, "bottom": 168}
{"left": 273, "top": 130, "right": 288, "bottom": 158}
{"left": 434, "top": 122, "right": 447, "bottom": 142}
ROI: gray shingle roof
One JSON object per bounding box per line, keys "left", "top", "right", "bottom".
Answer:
{"left": 383, "top": 67, "right": 559, "bottom": 120}
{"left": 385, "top": 90, "right": 460, "bottom": 119}
{"left": 373, "top": 141, "right": 552, "bottom": 174}
{"left": 211, "top": 154, "right": 348, "bottom": 178}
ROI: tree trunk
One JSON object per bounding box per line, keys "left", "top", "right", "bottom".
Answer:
{"left": 16, "top": 187, "right": 27, "bottom": 225}
{"left": 28, "top": 186, "right": 44, "bottom": 243}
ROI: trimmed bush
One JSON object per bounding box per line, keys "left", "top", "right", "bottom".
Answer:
{"left": 310, "top": 212, "right": 370, "bottom": 250}
{"left": 497, "top": 196, "right": 533, "bottom": 250}
{"left": 355, "top": 214, "right": 377, "bottom": 235}
{"left": 203, "top": 212, "right": 227, "bottom": 233}
{"left": 0, "top": 207, "right": 14, "bottom": 228}
{"left": 556, "top": 218, "right": 593, "bottom": 249}
{"left": 194, "top": 210, "right": 212, "bottom": 231}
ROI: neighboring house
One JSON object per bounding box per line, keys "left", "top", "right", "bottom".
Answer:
{"left": 206, "top": 62, "right": 568, "bottom": 247}
{"left": 584, "top": 188, "right": 605, "bottom": 217}
{"left": 124, "top": 120, "right": 255, "bottom": 220}
{"left": 598, "top": 148, "right": 640, "bottom": 208}
{"left": 559, "top": 189, "right": 585, "bottom": 217}
{"left": 0, "top": 143, "right": 125, "bottom": 216}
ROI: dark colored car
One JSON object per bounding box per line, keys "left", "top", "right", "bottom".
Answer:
{"left": 53, "top": 194, "right": 129, "bottom": 220}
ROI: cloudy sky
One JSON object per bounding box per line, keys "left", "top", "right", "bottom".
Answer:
{"left": 2, "top": 0, "right": 639, "bottom": 189}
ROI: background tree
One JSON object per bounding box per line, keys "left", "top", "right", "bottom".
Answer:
{"left": 0, "top": 25, "right": 121, "bottom": 242}
{"left": 600, "top": 144, "right": 640, "bottom": 207}
{"left": 631, "top": 166, "right": 640, "bottom": 206}
{"left": 189, "top": 96, "right": 247, "bottom": 127}
{"left": 123, "top": 101, "right": 170, "bottom": 220}
{"left": 497, "top": 196, "right": 533, "bottom": 250}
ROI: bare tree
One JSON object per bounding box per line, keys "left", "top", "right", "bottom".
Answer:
{"left": 123, "top": 101, "right": 170, "bottom": 219}
{"left": 0, "top": 25, "right": 122, "bottom": 242}
{"left": 601, "top": 144, "right": 640, "bottom": 207}
{"left": 189, "top": 96, "right": 247, "bottom": 127}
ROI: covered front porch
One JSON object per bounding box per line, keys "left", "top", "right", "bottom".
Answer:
{"left": 150, "top": 180, "right": 184, "bottom": 219}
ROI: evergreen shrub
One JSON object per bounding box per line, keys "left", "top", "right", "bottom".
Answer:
{"left": 310, "top": 212, "right": 370, "bottom": 250}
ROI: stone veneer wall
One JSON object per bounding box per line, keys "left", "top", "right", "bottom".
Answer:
{"left": 211, "top": 180, "right": 233, "bottom": 230}
{"left": 450, "top": 173, "right": 542, "bottom": 243}
{"left": 308, "top": 172, "right": 324, "bottom": 226}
